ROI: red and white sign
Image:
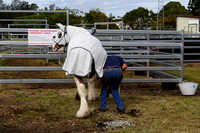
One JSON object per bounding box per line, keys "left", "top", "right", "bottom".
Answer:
{"left": 28, "top": 29, "right": 58, "bottom": 45}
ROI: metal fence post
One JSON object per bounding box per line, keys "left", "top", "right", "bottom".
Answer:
{"left": 147, "top": 34, "right": 150, "bottom": 77}
{"left": 67, "top": 10, "right": 69, "bottom": 26}
{"left": 180, "top": 30, "right": 184, "bottom": 82}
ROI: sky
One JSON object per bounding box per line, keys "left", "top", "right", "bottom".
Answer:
{"left": 4, "top": 0, "right": 190, "bottom": 17}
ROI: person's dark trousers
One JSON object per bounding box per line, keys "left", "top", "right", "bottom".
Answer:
{"left": 99, "top": 68, "right": 124, "bottom": 110}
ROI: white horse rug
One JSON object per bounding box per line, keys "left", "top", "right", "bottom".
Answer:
{"left": 55, "top": 24, "right": 107, "bottom": 77}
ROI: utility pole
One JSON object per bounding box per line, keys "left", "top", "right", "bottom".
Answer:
{"left": 157, "top": 0, "right": 164, "bottom": 30}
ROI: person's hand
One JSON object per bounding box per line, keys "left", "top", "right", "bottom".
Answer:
{"left": 122, "top": 63, "right": 127, "bottom": 71}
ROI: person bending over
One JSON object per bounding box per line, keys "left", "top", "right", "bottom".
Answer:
{"left": 99, "top": 55, "right": 127, "bottom": 113}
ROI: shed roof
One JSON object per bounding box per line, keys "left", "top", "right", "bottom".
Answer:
{"left": 176, "top": 15, "right": 200, "bottom": 18}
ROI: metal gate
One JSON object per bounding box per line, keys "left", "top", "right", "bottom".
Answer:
{"left": 0, "top": 28, "right": 184, "bottom": 84}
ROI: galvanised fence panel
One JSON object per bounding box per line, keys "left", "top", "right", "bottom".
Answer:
{"left": 95, "top": 30, "right": 184, "bottom": 83}
{"left": 0, "top": 28, "right": 184, "bottom": 84}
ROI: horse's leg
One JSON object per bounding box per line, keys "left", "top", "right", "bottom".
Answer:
{"left": 74, "top": 76, "right": 90, "bottom": 118}
{"left": 88, "top": 73, "right": 97, "bottom": 101}
{"left": 88, "top": 61, "right": 97, "bottom": 101}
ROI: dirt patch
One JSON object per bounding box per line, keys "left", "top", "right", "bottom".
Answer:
{"left": 127, "top": 109, "right": 142, "bottom": 117}
{"left": 121, "top": 82, "right": 181, "bottom": 96}
{"left": 0, "top": 98, "right": 96, "bottom": 133}
{"left": 1, "top": 58, "right": 60, "bottom": 66}
{"left": 184, "top": 62, "right": 200, "bottom": 68}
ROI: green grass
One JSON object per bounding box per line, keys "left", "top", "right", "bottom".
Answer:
{"left": 183, "top": 67, "right": 200, "bottom": 83}
{"left": 0, "top": 60, "right": 7, "bottom": 66}
{"left": 166, "top": 66, "right": 200, "bottom": 85}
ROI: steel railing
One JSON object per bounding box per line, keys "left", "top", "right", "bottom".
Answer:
{"left": 0, "top": 29, "right": 184, "bottom": 84}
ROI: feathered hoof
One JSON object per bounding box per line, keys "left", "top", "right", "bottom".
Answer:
{"left": 88, "top": 96, "right": 96, "bottom": 101}
{"left": 76, "top": 110, "right": 90, "bottom": 118}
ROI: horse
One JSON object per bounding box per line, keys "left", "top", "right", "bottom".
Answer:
{"left": 52, "top": 23, "right": 107, "bottom": 118}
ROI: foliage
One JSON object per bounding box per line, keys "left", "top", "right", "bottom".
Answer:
{"left": 0, "top": 0, "right": 196, "bottom": 30}
{"left": 68, "top": 9, "right": 84, "bottom": 26}
{"left": 0, "top": 0, "right": 39, "bottom": 27}
{"left": 10, "top": 0, "right": 38, "bottom": 10}
{"left": 188, "top": 0, "right": 200, "bottom": 15}
{"left": 161, "top": 1, "right": 191, "bottom": 16}
{"left": 84, "top": 9, "right": 120, "bottom": 29}
{"left": 163, "top": 15, "right": 176, "bottom": 29}
{"left": 0, "top": 0, "right": 84, "bottom": 28}
{"left": 159, "top": 1, "right": 192, "bottom": 29}
{"left": 85, "top": 8, "right": 108, "bottom": 27}
{"left": 123, "top": 7, "right": 154, "bottom": 30}
{"left": 49, "top": 4, "right": 56, "bottom": 10}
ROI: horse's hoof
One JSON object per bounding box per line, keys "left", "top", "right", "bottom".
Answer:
{"left": 76, "top": 110, "right": 90, "bottom": 118}
{"left": 88, "top": 97, "right": 96, "bottom": 101}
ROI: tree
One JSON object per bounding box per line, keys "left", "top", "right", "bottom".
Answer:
{"left": 0, "top": 0, "right": 6, "bottom": 27}
{"left": 160, "top": 1, "right": 192, "bottom": 29}
{"left": 30, "top": 3, "right": 39, "bottom": 10}
{"left": 49, "top": 4, "right": 55, "bottom": 10}
{"left": 13, "top": 4, "right": 84, "bottom": 27}
{"left": 85, "top": 8, "right": 108, "bottom": 24}
{"left": 0, "top": 0, "right": 40, "bottom": 28}
{"left": 162, "top": 1, "right": 191, "bottom": 16}
{"left": 149, "top": 10, "right": 157, "bottom": 21}
{"left": 0, "top": 0, "right": 10, "bottom": 10}
{"left": 44, "top": 7, "right": 48, "bottom": 10}
{"left": 19, "top": 1, "right": 30, "bottom": 10}
{"left": 123, "top": 7, "right": 150, "bottom": 29}
{"left": 188, "top": 0, "right": 200, "bottom": 15}
{"left": 69, "top": 9, "right": 84, "bottom": 25}
{"left": 10, "top": 0, "right": 38, "bottom": 10}
{"left": 0, "top": 0, "right": 4, "bottom": 9}
{"left": 11, "top": 0, "right": 21, "bottom": 10}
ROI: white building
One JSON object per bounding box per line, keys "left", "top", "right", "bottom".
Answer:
{"left": 177, "top": 15, "right": 200, "bottom": 33}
